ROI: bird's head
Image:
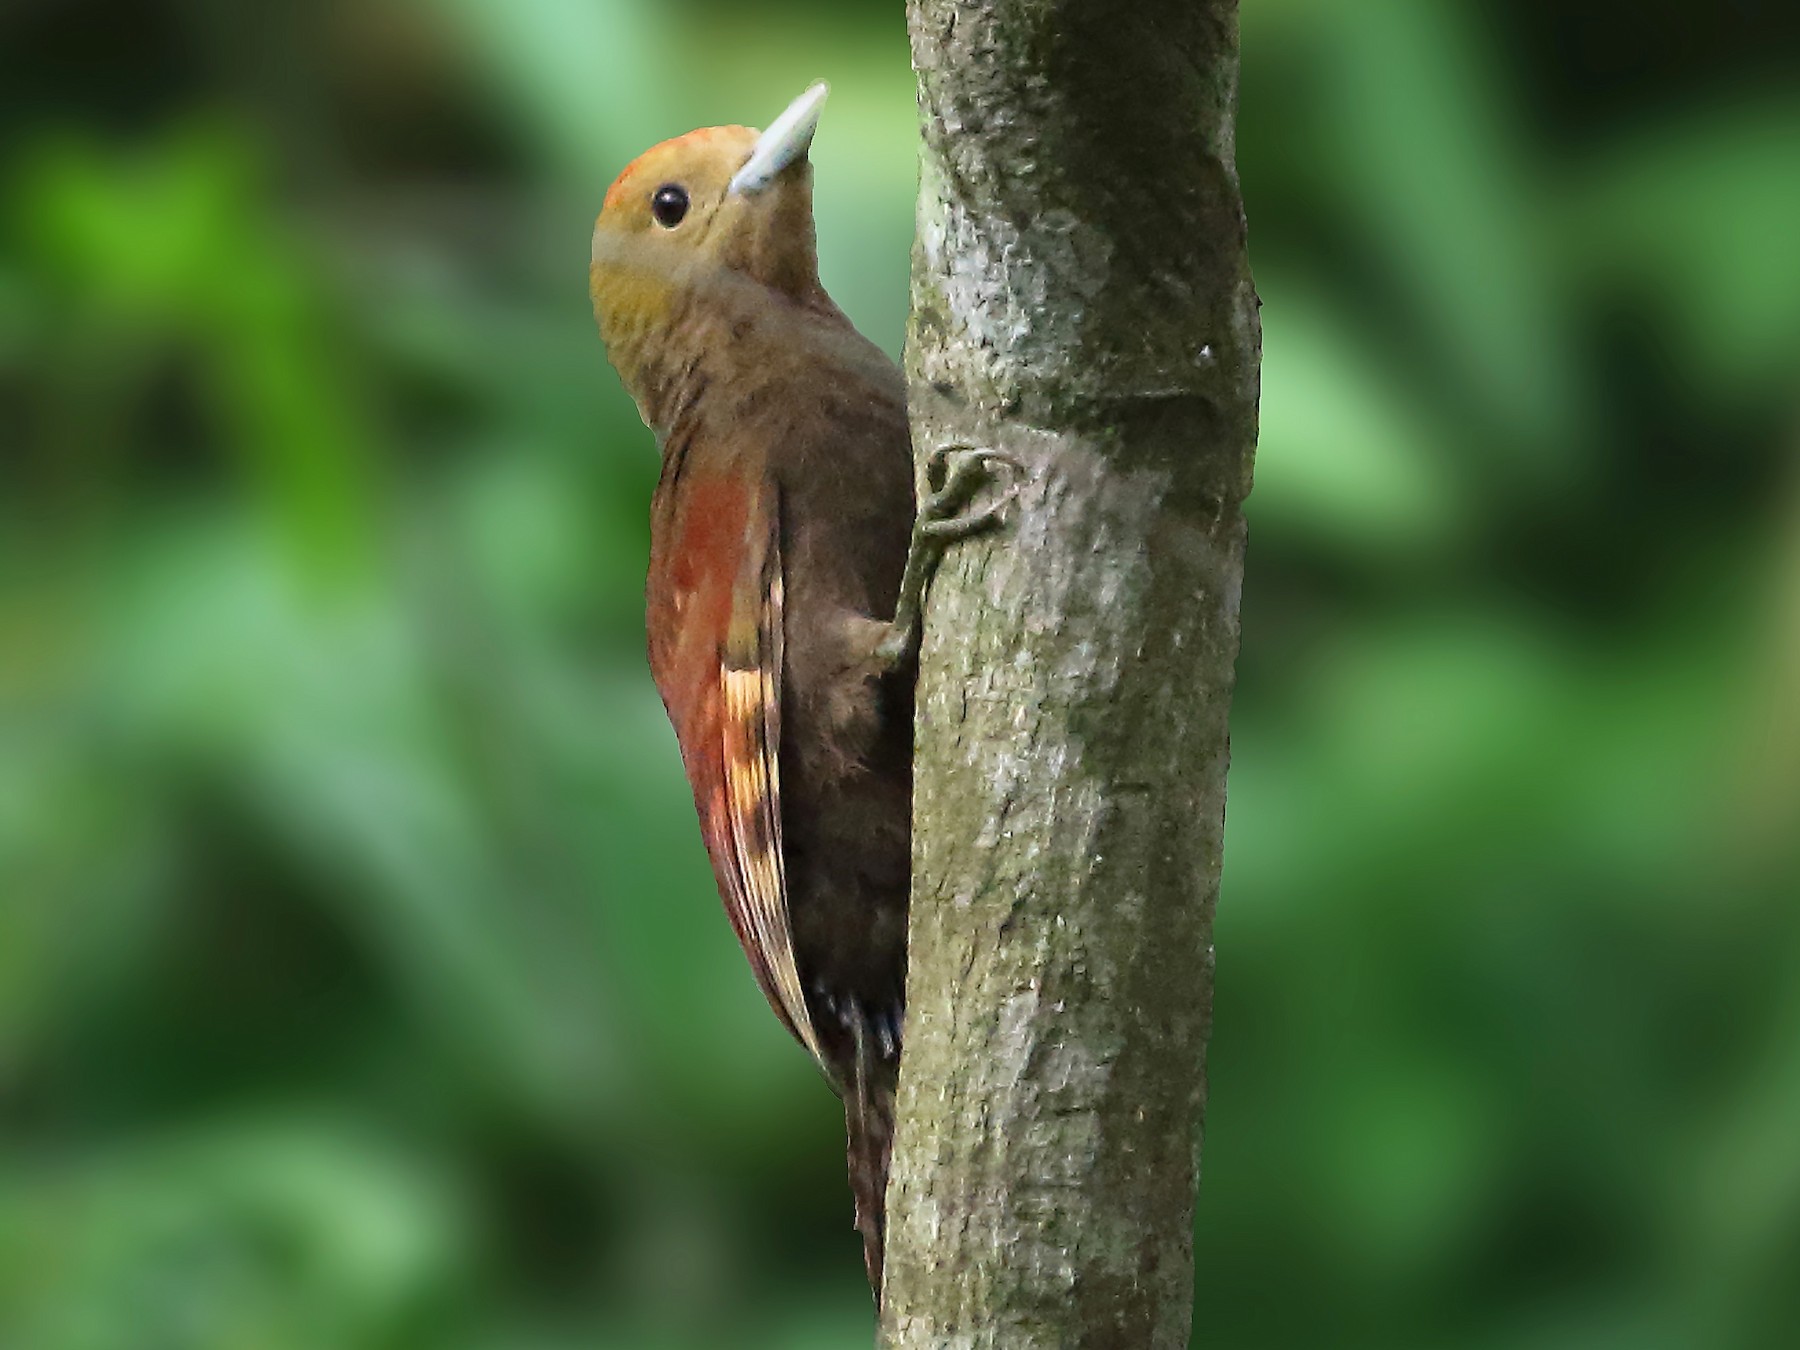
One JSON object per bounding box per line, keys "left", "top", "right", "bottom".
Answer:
{"left": 590, "top": 82, "right": 830, "bottom": 364}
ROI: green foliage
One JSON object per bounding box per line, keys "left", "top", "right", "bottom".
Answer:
{"left": 1, "top": 0, "right": 1797, "bottom": 1346}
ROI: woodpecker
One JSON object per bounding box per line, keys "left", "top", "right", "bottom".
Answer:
{"left": 589, "top": 83, "right": 1010, "bottom": 1295}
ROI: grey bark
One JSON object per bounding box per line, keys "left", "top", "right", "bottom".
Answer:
{"left": 880, "top": 2, "right": 1259, "bottom": 1346}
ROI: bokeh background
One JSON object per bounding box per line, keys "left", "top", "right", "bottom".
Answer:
{"left": 3, "top": 0, "right": 1798, "bottom": 1346}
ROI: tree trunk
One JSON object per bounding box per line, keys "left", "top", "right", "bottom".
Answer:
{"left": 879, "top": 2, "right": 1259, "bottom": 1345}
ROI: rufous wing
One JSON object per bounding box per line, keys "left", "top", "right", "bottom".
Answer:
{"left": 649, "top": 476, "right": 823, "bottom": 1068}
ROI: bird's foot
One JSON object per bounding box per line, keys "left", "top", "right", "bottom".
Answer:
{"left": 876, "top": 444, "right": 1023, "bottom": 672}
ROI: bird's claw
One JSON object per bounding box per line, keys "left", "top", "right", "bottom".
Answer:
{"left": 923, "top": 445, "right": 1024, "bottom": 513}
{"left": 877, "top": 444, "right": 1023, "bottom": 673}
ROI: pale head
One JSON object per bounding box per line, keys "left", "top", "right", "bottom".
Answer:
{"left": 590, "top": 82, "right": 831, "bottom": 359}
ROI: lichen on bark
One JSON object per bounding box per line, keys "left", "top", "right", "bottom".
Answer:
{"left": 880, "top": 1, "right": 1259, "bottom": 1346}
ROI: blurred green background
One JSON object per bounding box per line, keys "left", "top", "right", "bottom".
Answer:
{"left": 2, "top": 0, "right": 1798, "bottom": 1346}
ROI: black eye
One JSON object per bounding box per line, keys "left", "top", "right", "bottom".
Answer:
{"left": 650, "top": 183, "right": 689, "bottom": 228}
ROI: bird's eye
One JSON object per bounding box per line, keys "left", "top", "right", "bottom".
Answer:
{"left": 651, "top": 184, "right": 690, "bottom": 228}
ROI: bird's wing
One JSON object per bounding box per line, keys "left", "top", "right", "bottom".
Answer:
{"left": 648, "top": 476, "right": 823, "bottom": 1068}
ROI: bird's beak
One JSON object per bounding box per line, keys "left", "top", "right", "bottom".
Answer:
{"left": 729, "top": 82, "right": 829, "bottom": 195}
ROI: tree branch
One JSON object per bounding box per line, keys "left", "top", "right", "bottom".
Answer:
{"left": 880, "top": 1, "right": 1259, "bottom": 1344}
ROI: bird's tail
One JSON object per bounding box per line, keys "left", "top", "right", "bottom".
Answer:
{"left": 845, "top": 1016, "right": 897, "bottom": 1299}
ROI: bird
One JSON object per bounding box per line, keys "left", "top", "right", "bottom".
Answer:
{"left": 588, "top": 83, "right": 1011, "bottom": 1297}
